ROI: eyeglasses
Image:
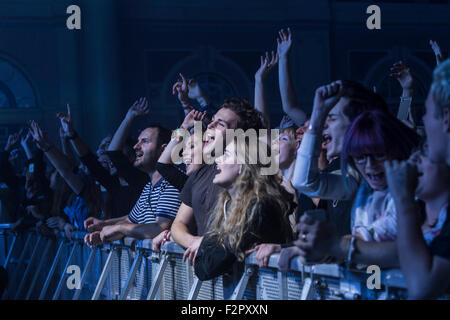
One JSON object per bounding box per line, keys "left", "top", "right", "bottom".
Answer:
{"left": 353, "top": 154, "right": 387, "bottom": 165}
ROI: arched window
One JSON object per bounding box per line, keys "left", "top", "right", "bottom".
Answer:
{"left": 0, "top": 57, "right": 37, "bottom": 109}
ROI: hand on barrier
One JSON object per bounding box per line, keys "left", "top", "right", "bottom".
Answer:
{"left": 84, "top": 231, "right": 102, "bottom": 248}
{"left": 84, "top": 217, "right": 105, "bottom": 232}
{"left": 182, "top": 236, "right": 203, "bottom": 266}
{"left": 245, "top": 243, "right": 281, "bottom": 268}
{"left": 100, "top": 225, "right": 124, "bottom": 244}
{"left": 152, "top": 230, "right": 165, "bottom": 253}
{"left": 277, "top": 246, "right": 303, "bottom": 273}
{"left": 295, "top": 214, "right": 338, "bottom": 264}
{"left": 64, "top": 223, "right": 74, "bottom": 240}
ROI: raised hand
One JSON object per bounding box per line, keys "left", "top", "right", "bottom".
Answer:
{"left": 181, "top": 109, "right": 207, "bottom": 131}
{"left": 430, "top": 40, "right": 445, "bottom": 66}
{"left": 390, "top": 61, "right": 414, "bottom": 93}
{"left": 384, "top": 159, "right": 418, "bottom": 203}
{"left": 4, "top": 133, "right": 20, "bottom": 152}
{"left": 255, "top": 51, "right": 279, "bottom": 82}
{"left": 187, "top": 78, "right": 204, "bottom": 101}
{"left": 172, "top": 73, "right": 190, "bottom": 105}
{"left": 56, "top": 104, "right": 76, "bottom": 137}
{"left": 312, "top": 81, "right": 343, "bottom": 119}
{"left": 28, "top": 120, "right": 52, "bottom": 151}
{"left": 126, "top": 97, "right": 150, "bottom": 120}
{"left": 277, "top": 28, "right": 293, "bottom": 59}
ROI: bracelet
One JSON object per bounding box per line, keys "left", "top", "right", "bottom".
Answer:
{"left": 345, "top": 236, "right": 356, "bottom": 269}
{"left": 161, "top": 230, "right": 171, "bottom": 245}
{"left": 400, "top": 96, "right": 412, "bottom": 102}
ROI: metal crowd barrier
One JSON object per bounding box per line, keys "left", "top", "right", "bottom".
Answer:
{"left": 0, "top": 225, "right": 411, "bottom": 300}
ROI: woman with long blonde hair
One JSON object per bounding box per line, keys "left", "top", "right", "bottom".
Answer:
{"left": 194, "top": 135, "right": 295, "bottom": 281}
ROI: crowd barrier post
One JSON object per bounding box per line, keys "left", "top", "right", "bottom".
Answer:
{"left": 187, "top": 277, "right": 202, "bottom": 300}
{"left": 230, "top": 266, "right": 255, "bottom": 300}
{"left": 146, "top": 250, "right": 168, "bottom": 300}
{"left": 3, "top": 232, "right": 33, "bottom": 299}
{"left": 24, "top": 238, "right": 53, "bottom": 299}
{"left": 91, "top": 244, "right": 117, "bottom": 300}
{"left": 52, "top": 241, "right": 79, "bottom": 300}
{"left": 2, "top": 232, "right": 16, "bottom": 269}
{"left": 72, "top": 246, "right": 98, "bottom": 300}
{"left": 39, "top": 239, "right": 64, "bottom": 300}
{"left": 15, "top": 235, "right": 44, "bottom": 299}
{"left": 119, "top": 249, "right": 143, "bottom": 300}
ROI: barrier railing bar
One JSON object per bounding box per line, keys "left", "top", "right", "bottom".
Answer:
{"left": 3, "top": 232, "right": 33, "bottom": 299}
{"left": 146, "top": 252, "right": 168, "bottom": 300}
{"left": 39, "top": 240, "right": 65, "bottom": 300}
{"left": 187, "top": 277, "right": 202, "bottom": 300}
{"left": 3, "top": 233, "right": 17, "bottom": 269}
{"left": 119, "top": 250, "right": 143, "bottom": 300}
{"left": 25, "top": 239, "right": 53, "bottom": 299}
{"left": 277, "top": 270, "right": 288, "bottom": 300}
{"left": 91, "top": 246, "right": 116, "bottom": 300}
{"left": 52, "top": 242, "right": 79, "bottom": 300}
{"left": 230, "top": 266, "right": 254, "bottom": 300}
{"left": 72, "top": 246, "right": 97, "bottom": 300}
{"left": 15, "top": 235, "right": 43, "bottom": 299}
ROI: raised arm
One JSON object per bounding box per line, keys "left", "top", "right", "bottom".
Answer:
{"left": 430, "top": 40, "right": 445, "bottom": 66}
{"left": 390, "top": 61, "right": 415, "bottom": 127}
{"left": 108, "top": 97, "right": 149, "bottom": 152}
{"left": 254, "top": 51, "right": 278, "bottom": 128}
{"left": 385, "top": 160, "right": 450, "bottom": 299}
{"left": 277, "top": 28, "right": 306, "bottom": 126}
{"left": 29, "top": 120, "right": 84, "bottom": 195}
{"left": 292, "top": 81, "right": 358, "bottom": 200}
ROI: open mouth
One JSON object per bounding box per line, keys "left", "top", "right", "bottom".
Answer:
{"left": 205, "top": 132, "right": 215, "bottom": 146}
{"left": 323, "top": 134, "right": 331, "bottom": 147}
{"left": 135, "top": 150, "right": 144, "bottom": 161}
{"left": 367, "top": 172, "right": 385, "bottom": 183}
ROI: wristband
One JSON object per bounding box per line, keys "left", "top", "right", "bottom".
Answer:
{"left": 161, "top": 230, "right": 171, "bottom": 245}
{"left": 400, "top": 96, "right": 412, "bottom": 102}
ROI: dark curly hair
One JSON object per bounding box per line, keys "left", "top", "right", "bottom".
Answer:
{"left": 220, "top": 98, "right": 266, "bottom": 131}
{"left": 340, "top": 80, "right": 389, "bottom": 122}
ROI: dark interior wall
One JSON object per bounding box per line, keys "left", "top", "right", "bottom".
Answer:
{"left": 0, "top": 0, "right": 449, "bottom": 151}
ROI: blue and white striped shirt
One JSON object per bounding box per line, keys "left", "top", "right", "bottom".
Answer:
{"left": 128, "top": 177, "right": 181, "bottom": 224}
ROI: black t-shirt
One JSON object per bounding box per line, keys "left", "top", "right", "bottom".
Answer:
{"left": 179, "top": 164, "right": 222, "bottom": 236}
{"left": 194, "top": 197, "right": 293, "bottom": 281}
{"left": 429, "top": 206, "right": 450, "bottom": 260}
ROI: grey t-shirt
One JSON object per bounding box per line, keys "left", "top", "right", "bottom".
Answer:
{"left": 179, "top": 164, "right": 223, "bottom": 236}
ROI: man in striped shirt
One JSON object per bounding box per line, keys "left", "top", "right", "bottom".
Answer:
{"left": 84, "top": 99, "right": 181, "bottom": 245}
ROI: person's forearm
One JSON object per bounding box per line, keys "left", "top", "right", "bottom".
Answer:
{"left": 396, "top": 202, "right": 435, "bottom": 297}
{"left": 330, "top": 236, "right": 399, "bottom": 268}
{"left": 118, "top": 222, "right": 166, "bottom": 240}
{"left": 21, "top": 143, "right": 33, "bottom": 160}
{"left": 44, "top": 145, "right": 84, "bottom": 195}
{"left": 69, "top": 133, "right": 91, "bottom": 158}
{"left": 104, "top": 215, "right": 130, "bottom": 226}
{"left": 254, "top": 79, "right": 270, "bottom": 126}
{"left": 278, "top": 57, "right": 306, "bottom": 126}
{"left": 171, "top": 220, "right": 197, "bottom": 248}
{"left": 108, "top": 115, "right": 134, "bottom": 151}
{"left": 158, "top": 138, "right": 179, "bottom": 164}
